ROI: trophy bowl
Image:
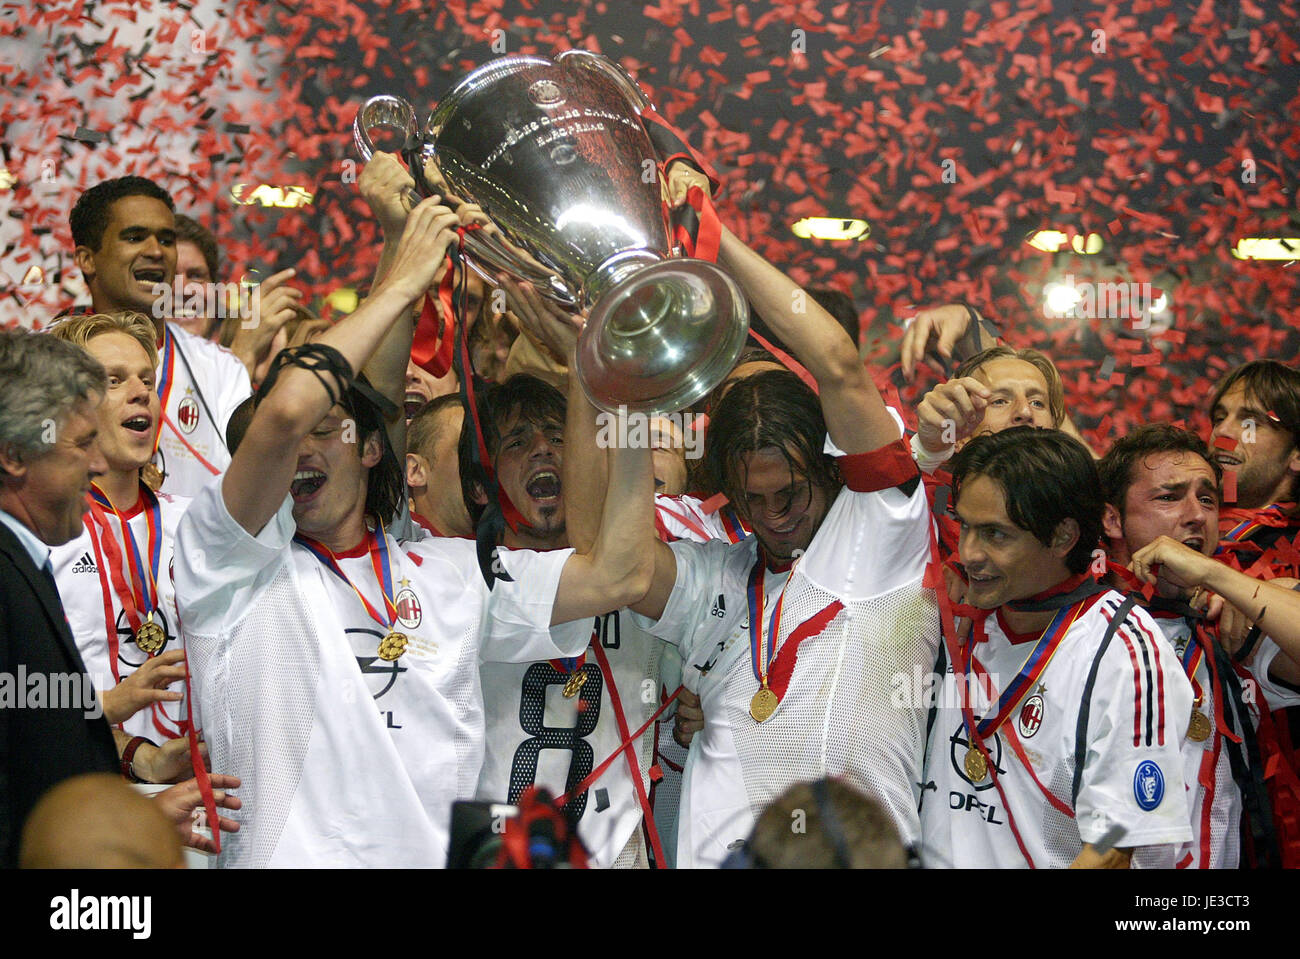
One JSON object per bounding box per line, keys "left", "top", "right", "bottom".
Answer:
{"left": 355, "top": 51, "right": 749, "bottom": 416}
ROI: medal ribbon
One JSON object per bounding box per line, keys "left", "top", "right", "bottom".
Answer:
{"left": 89, "top": 484, "right": 162, "bottom": 631}
{"left": 745, "top": 554, "right": 844, "bottom": 705}
{"left": 549, "top": 619, "right": 593, "bottom": 677}
{"left": 156, "top": 324, "right": 221, "bottom": 477}
{"left": 966, "top": 602, "right": 1082, "bottom": 740}
{"left": 154, "top": 325, "right": 176, "bottom": 458}
{"left": 85, "top": 484, "right": 184, "bottom": 738}
{"left": 746, "top": 559, "right": 785, "bottom": 689}
{"left": 84, "top": 512, "right": 126, "bottom": 688}
{"left": 1182, "top": 636, "right": 1206, "bottom": 707}
{"left": 1223, "top": 503, "right": 1287, "bottom": 542}
{"left": 294, "top": 526, "right": 400, "bottom": 632}
{"left": 1193, "top": 623, "right": 1241, "bottom": 743}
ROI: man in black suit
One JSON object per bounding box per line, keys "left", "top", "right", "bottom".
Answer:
{"left": 0, "top": 329, "right": 239, "bottom": 867}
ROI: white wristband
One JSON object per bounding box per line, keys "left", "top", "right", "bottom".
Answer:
{"left": 910, "top": 433, "right": 954, "bottom": 475}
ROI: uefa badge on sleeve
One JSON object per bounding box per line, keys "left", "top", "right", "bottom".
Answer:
{"left": 1133, "top": 760, "right": 1164, "bottom": 811}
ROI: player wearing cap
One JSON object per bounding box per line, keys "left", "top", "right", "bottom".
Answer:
{"left": 48, "top": 312, "right": 191, "bottom": 749}
{"left": 171, "top": 199, "right": 654, "bottom": 867}
{"left": 1100, "top": 424, "right": 1300, "bottom": 867}
{"left": 627, "top": 223, "right": 940, "bottom": 867}
{"left": 919, "top": 427, "right": 1193, "bottom": 868}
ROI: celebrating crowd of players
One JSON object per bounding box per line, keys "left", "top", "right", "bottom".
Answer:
{"left": 3, "top": 144, "right": 1300, "bottom": 870}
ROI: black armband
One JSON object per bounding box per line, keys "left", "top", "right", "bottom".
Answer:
{"left": 257, "top": 343, "right": 355, "bottom": 410}
{"left": 956, "top": 302, "right": 1001, "bottom": 361}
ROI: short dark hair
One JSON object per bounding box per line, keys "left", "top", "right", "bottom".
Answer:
{"left": 806, "top": 287, "right": 859, "bottom": 344}
{"left": 238, "top": 373, "right": 403, "bottom": 525}
{"left": 704, "top": 368, "right": 839, "bottom": 518}
{"left": 407, "top": 392, "right": 463, "bottom": 459}
{"left": 458, "top": 374, "right": 567, "bottom": 526}
{"left": 173, "top": 213, "right": 220, "bottom": 280}
{"left": 950, "top": 426, "right": 1102, "bottom": 575}
{"left": 70, "top": 176, "right": 174, "bottom": 251}
{"left": 1097, "top": 425, "right": 1222, "bottom": 519}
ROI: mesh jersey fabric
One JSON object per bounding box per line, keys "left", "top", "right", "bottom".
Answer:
{"left": 635, "top": 429, "right": 939, "bottom": 867}
{"left": 477, "top": 609, "right": 664, "bottom": 868}
{"left": 173, "top": 479, "right": 587, "bottom": 867}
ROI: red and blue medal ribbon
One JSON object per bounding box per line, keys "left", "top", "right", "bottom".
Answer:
{"left": 549, "top": 620, "right": 594, "bottom": 678}
{"left": 746, "top": 560, "right": 786, "bottom": 688}
{"left": 1222, "top": 503, "right": 1288, "bottom": 542}
{"left": 744, "top": 553, "right": 844, "bottom": 705}
{"left": 90, "top": 483, "right": 163, "bottom": 630}
{"left": 293, "top": 528, "right": 400, "bottom": 631}
{"left": 154, "top": 325, "right": 177, "bottom": 458}
{"left": 718, "top": 505, "right": 747, "bottom": 544}
{"left": 963, "top": 601, "right": 1080, "bottom": 741}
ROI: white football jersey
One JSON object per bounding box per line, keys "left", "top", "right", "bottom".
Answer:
{"left": 647, "top": 494, "right": 743, "bottom": 868}
{"left": 478, "top": 609, "right": 665, "bottom": 868}
{"left": 172, "top": 480, "right": 590, "bottom": 868}
{"left": 635, "top": 432, "right": 940, "bottom": 868}
{"left": 50, "top": 488, "right": 190, "bottom": 741}
{"left": 919, "top": 592, "right": 1194, "bottom": 868}
{"left": 1145, "top": 614, "right": 1300, "bottom": 869}
{"left": 153, "top": 323, "right": 250, "bottom": 498}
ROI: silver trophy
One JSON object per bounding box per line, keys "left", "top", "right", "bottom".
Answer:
{"left": 354, "top": 51, "right": 749, "bottom": 415}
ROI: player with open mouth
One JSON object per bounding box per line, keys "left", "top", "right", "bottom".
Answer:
{"left": 171, "top": 198, "right": 654, "bottom": 868}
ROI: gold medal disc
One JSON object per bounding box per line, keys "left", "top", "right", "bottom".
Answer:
{"left": 135, "top": 620, "right": 166, "bottom": 655}
{"left": 749, "top": 686, "right": 779, "bottom": 723}
{"left": 378, "top": 631, "right": 409, "bottom": 662}
{"left": 562, "top": 670, "right": 588, "bottom": 698}
{"left": 964, "top": 746, "right": 988, "bottom": 783}
{"left": 1188, "top": 709, "right": 1211, "bottom": 743}
{"left": 141, "top": 463, "right": 164, "bottom": 491}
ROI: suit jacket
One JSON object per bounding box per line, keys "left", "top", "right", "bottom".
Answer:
{"left": 0, "top": 517, "right": 118, "bottom": 867}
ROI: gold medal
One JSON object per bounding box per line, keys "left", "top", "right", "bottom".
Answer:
{"left": 1188, "top": 709, "right": 1211, "bottom": 743}
{"left": 562, "top": 670, "right": 588, "bottom": 698}
{"left": 749, "top": 685, "right": 779, "bottom": 723}
{"left": 141, "top": 463, "right": 164, "bottom": 491}
{"left": 135, "top": 618, "right": 166, "bottom": 655}
{"left": 378, "top": 630, "right": 409, "bottom": 662}
{"left": 964, "top": 746, "right": 988, "bottom": 783}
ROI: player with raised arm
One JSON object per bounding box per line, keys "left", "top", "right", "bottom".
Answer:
{"left": 627, "top": 216, "right": 941, "bottom": 867}
{"left": 171, "top": 199, "right": 654, "bottom": 867}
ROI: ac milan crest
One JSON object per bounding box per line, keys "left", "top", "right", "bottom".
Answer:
{"left": 177, "top": 394, "right": 200, "bottom": 434}
{"left": 395, "top": 586, "right": 422, "bottom": 629}
{"left": 1017, "top": 694, "right": 1045, "bottom": 739}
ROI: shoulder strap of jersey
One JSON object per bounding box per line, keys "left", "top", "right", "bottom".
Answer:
{"left": 1214, "top": 634, "right": 1279, "bottom": 867}
{"left": 1072, "top": 593, "right": 1139, "bottom": 807}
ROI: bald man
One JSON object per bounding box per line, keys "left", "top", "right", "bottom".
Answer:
{"left": 20, "top": 773, "right": 183, "bottom": 869}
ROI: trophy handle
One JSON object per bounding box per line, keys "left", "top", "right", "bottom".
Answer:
{"left": 353, "top": 95, "right": 419, "bottom": 163}
{"left": 460, "top": 231, "right": 577, "bottom": 308}
{"left": 555, "top": 50, "right": 651, "bottom": 114}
